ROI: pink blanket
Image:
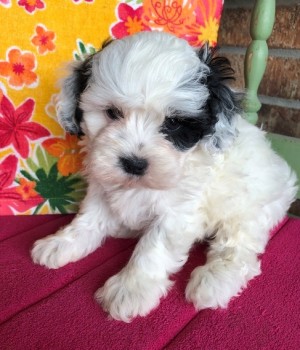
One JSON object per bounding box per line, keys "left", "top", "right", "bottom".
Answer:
{"left": 0, "top": 215, "right": 299, "bottom": 349}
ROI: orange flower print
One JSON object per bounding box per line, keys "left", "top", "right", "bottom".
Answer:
{"left": 142, "top": 0, "right": 197, "bottom": 34}
{"left": 183, "top": 0, "right": 223, "bottom": 47}
{"left": 31, "top": 25, "right": 56, "bottom": 55}
{"left": 0, "top": 47, "right": 38, "bottom": 89}
{"left": 16, "top": 178, "right": 38, "bottom": 200}
{"left": 111, "top": 3, "right": 151, "bottom": 39}
{"left": 42, "top": 134, "right": 83, "bottom": 177}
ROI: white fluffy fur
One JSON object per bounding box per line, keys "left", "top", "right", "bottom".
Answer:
{"left": 32, "top": 32, "right": 297, "bottom": 322}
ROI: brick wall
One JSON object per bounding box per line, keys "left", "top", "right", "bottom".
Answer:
{"left": 218, "top": 0, "right": 300, "bottom": 138}
{"left": 218, "top": 0, "right": 300, "bottom": 215}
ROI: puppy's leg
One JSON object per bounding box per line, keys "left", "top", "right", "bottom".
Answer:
{"left": 31, "top": 183, "right": 123, "bottom": 269}
{"left": 96, "top": 216, "right": 200, "bottom": 322}
{"left": 185, "top": 222, "right": 268, "bottom": 310}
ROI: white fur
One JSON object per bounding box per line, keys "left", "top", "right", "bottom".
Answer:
{"left": 32, "top": 32, "right": 297, "bottom": 322}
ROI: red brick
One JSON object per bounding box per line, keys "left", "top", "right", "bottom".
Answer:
{"left": 258, "top": 104, "right": 300, "bottom": 138}
{"left": 220, "top": 53, "right": 300, "bottom": 100}
{"left": 218, "top": 5, "right": 300, "bottom": 49}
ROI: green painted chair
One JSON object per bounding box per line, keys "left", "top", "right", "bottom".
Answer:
{"left": 244, "top": 0, "right": 300, "bottom": 206}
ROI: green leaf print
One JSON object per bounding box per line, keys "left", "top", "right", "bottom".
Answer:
{"left": 22, "top": 146, "right": 86, "bottom": 214}
{"left": 73, "top": 39, "right": 96, "bottom": 61}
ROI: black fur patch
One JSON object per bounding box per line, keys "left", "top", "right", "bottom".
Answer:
{"left": 160, "top": 111, "right": 215, "bottom": 151}
{"left": 161, "top": 45, "right": 241, "bottom": 151}
{"left": 198, "top": 45, "right": 242, "bottom": 123}
{"left": 73, "top": 55, "right": 94, "bottom": 136}
{"left": 69, "top": 38, "right": 114, "bottom": 136}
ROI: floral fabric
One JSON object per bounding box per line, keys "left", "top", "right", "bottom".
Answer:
{"left": 0, "top": 0, "right": 223, "bottom": 215}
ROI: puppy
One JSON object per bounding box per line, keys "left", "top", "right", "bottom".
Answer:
{"left": 32, "top": 31, "right": 297, "bottom": 322}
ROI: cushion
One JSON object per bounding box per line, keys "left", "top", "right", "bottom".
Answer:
{"left": 0, "top": 214, "right": 299, "bottom": 348}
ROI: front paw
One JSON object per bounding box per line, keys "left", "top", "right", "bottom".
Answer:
{"left": 185, "top": 263, "right": 250, "bottom": 310}
{"left": 31, "top": 233, "right": 76, "bottom": 269}
{"left": 95, "top": 270, "right": 172, "bottom": 322}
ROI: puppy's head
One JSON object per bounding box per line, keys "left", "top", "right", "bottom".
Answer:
{"left": 57, "top": 32, "right": 241, "bottom": 190}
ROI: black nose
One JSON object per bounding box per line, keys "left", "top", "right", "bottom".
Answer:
{"left": 119, "top": 156, "right": 148, "bottom": 176}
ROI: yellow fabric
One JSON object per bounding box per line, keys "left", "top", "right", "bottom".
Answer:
{"left": 1, "top": 1, "right": 116, "bottom": 138}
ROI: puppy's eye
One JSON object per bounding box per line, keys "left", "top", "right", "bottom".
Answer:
{"left": 164, "top": 117, "right": 182, "bottom": 131}
{"left": 106, "top": 107, "right": 123, "bottom": 120}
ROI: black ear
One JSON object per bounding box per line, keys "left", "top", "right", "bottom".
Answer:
{"left": 198, "top": 43, "right": 242, "bottom": 122}
{"left": 57, "top": 55, "right": 94, "bottom": 136}
{"left": 57, "top": 39, "right": 114, "bottom": 136}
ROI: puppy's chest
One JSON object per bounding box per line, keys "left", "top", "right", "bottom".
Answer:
{"left": 104, "top": 188, "right": 160, "bottom": 230}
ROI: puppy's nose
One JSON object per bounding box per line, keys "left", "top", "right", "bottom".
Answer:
{"left": 119, "top": 155, "right": 148, "bottom": 176}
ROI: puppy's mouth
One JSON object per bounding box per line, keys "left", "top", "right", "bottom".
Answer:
{"left": 118, "top": 173, "right": 171, "bottom": 191}
{"left": 100, "top": 169, "right": 178, "bottom": 191}
{"left": 122, "top": 174, "right": 179, "bottom": 191}
{"left": 117, "top": 155, "right": 154, "bottom": 188}
{"left": 95, "top": 155, "right": 180, "bottom": 191}
{"left": 122, "top": 175, "right": 145, "bottom": 188}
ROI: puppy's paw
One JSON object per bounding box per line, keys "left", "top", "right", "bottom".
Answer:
{"left": 185, "top": 264, "right": 242, "bottom": 310}
{"left": 31, "top": 233, "right": 77, "bottom": 269}
{"left": 95, "top": 271, "right": 172, "bottom": 322}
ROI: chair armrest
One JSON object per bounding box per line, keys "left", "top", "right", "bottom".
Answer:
{"left": 267, "top": 133, "right": 300, "bottom": 199}
{"left": 244, "top": 0, "right": 276, "bottom": 124}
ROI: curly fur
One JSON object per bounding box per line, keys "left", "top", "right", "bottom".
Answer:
{"left": 32, "top": 32, "right": 297, "bottom": 322}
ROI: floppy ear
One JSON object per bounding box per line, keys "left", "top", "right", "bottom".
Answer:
{"left": 197, "top": 43, "right": 243, "bottom": 149}
{"left": 198, "top": 43, "right": 242, "bottom": 119}
{"left": 57, "top": 54, "right": 94, "bottom": 136}
{"left": 57, "top": 39, "right": 113, "bottom": 136}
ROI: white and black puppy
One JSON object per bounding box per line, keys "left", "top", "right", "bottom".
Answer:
{"left": 32, "top": 31, "right": 297, "bottom": 322}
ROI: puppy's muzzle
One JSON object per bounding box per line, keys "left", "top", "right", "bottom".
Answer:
{"left": 119, "top": 155, "right": 148, "bottom": 176}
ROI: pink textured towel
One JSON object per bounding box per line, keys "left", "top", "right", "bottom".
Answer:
{"left": 0, "top": 215, "right": 299, "bottom": 349}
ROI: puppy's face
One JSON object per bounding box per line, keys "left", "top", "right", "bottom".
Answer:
{"left": 57, "top": 32, "right": 240, "bottom": 190}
